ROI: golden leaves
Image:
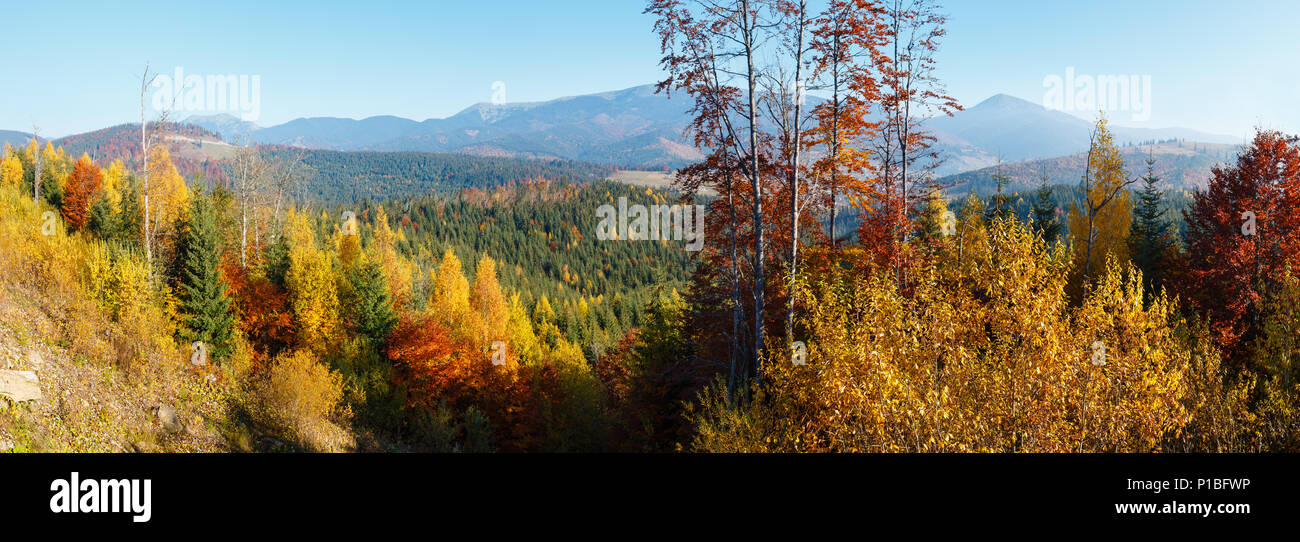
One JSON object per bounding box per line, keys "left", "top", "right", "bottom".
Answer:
{"left": 757, "top": 218, "right": 1202, "bottom": 452}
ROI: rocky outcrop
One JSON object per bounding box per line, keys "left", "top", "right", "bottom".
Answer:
{"left": 0, "top": 370, "right": 41, "bottom": 403}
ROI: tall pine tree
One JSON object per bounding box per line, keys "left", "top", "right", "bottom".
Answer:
{"left": 178, "top": 193, "right": 235, "bottom": 359}
{"left": 1129, "top": 154, "right": 1173, "bottom": 291}
{"left": 350, "top": 256, "right": 398, "bottom": 348}
{"left": 1031, "top": 179, "right": 1061, "bottom": 245}
{"left": 985, "top": 159, "right": 1014, "bottom": 223}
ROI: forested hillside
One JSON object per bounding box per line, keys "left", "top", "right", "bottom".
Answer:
{"left": 0, "top": 137, "right": 697, "bottom": 451}
{"left": 265, "top": 148, "right": 617, "bottom": 203}
{"left": 315, "top": 179, "right": 696, "bottom": 360}
{"left": 55, "top": 123, "right": 230, "bottom": 183}
{"left": 944, "top": 140, "right": 1239, "bottom": 195}
{"left": 44, "top": 122, "right": 622, "bottom": 203}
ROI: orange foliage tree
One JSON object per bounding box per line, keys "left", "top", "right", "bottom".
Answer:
{"left": 389, "top": 313, "right": 471, "bottom": 406}
{"left": 223, "top": 261, "right": 296, "bottom": 368}
{"left": 388, "top": 312, "right": 552, "bottom": 451}
{"left": 61, "top": 154, "right": 103, "bottom": 231}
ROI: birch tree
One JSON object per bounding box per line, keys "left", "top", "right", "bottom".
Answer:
{"left": 138, "top": 62, "right": 173, "bottom": 264}
{"left": 649, "top": 0, "right": 776, "bottom": 398}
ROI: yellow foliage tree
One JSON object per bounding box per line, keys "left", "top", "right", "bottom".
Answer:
{"left": 256, "top": 349, "right": 348, "bottom": 450}
{"left": 430, "top": 248, "right": 471, "bottom": 333}
{"left": 0, "top": 153, "right": 21, "bottom": 192}
{"left": 285, "top": 210, "right": 339, "bottom": 351}
{"left": 41, "top": 143, "right": 71, "bottom": 190}
{"left": 1074, "top": 259, "right": 1194, "bottom": 451}
{"left": 102, "top": 159, "right": 127, "bottom": 215}
{"left": 371, "top": 205, "right": 412, "bottom": 308}
{"left": 1067, "top": 116, "right": 1133, "bottom": 290}
{"left": 696, "top": 218, "right": 1203, "bottom": 453}
{"left": 506, "top": 293, "right": 541, "bottom": 366}
{"left": 143, "top": 144, "right": 190, "bottom": 258}
{"left": 335, "top": 227, "right": 360, "bottom": 269}
{"left": 534, "top": 295, "right": 554, "bottom": 325}
{"left": 470, "top": 254, "right": 509, "bottom": 355}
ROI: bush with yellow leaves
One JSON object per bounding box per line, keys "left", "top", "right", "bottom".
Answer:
{"left": 694, "top": 218, "right": 1215, "bottom": 453}
{"left": 250, "top": 349, "right": 351, "bottom": 451}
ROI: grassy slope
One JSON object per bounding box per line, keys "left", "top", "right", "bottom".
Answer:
{"left": 0, "top": 187, "right": 236, "bottom": 452}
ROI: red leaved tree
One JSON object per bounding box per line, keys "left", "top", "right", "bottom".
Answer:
{"left": 223, "top": 261, "right": 296, "bottom": 369}
{"left": 388, "top": 313, "right": 472, "bottom": 408}
{"left": 858, "top": 0, "right": 960, "bottom": 286}
{"left": 1179, "top": 129, "right": 1300, "bottom": 361}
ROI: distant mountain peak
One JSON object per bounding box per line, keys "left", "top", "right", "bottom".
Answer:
{"left": 972, "top": 93, "right": 1044, "bottom": 111}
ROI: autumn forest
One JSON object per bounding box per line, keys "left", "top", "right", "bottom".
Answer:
{"left": 1, "top": 0, "right": 1297, "bottom": 456}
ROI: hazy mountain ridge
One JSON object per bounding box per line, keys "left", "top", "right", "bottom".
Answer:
{"left": 7, "top": 87, "right": 1248, "bottom": 202}
{"left": 0, "top": 130, "right": 35, "bottom": 148}
{"left": 193, "top": 85, "right": 702, "bottom": 169}
{"left": 181, "top": 87, "right": 1243, "bottom": 180}
{"left": 924, "top": 93, "right": 1243, "bottom": 176}
{"left": 941, "top": 140, "right": 1241, "bottom": 197}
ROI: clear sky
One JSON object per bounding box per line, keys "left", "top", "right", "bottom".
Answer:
{"left": 2, "top": 0, "right": 1296, "bottom": 138}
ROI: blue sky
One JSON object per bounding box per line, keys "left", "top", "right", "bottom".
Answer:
{"left": 2, "top": 0, "right": 1296, "bottom": 138}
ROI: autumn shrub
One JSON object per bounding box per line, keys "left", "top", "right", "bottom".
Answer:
{"left": 696, "top": 218, "right": 1209, "bottom": 453}
{"left": 1243, "top": 270, "right": 1300, "bottom": 450}
{"left": 689, "top": 378, "right": 790, "bottom": 453}
{"left": 1173, "top": 325, "right": 1257, "bottom": 453}
{"left": 328, "top": 337, "right": 406, "bottom": 434}
{"left": 222, "top": 261, "right": 295, "bottom": 369}
{"left": 252, "top": 349, "right": 350, "bottom": 450}
{"left": 224, "top": 334, "right": 256, "bottom": 381}
{"left": 85, "top": 243, "right": 179, "bottom": 371}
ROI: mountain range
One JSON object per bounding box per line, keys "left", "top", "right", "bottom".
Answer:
{"left": 183, "top": 85, "right": 1243, "bottom": 179}
{"left": 0, "top": 130, "right": 35, "bottom": 148}
{"left": 189, "top": 85, "right": 703, "bottom": 169}
{"left": 5, "top": 85, "right": 1246, "bottom": 194}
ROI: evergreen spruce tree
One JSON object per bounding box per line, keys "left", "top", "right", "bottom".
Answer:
{"left": 178, "top": 194, "right": 235, "bottom": 359}
{"left": 1129, "top": 155, "right": 1173, "bottom": 290}
{"left": 1031, "top": 181, "right": 1061, "bottom": 244}
{"left": 265, "top": 232, "right": 291, "bottom": 287}
{"left": 350, "top": 257, "right": 398, "bottom": 348}
{"left": 985, "top": 159, "right": 1014, "bottom": 223}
